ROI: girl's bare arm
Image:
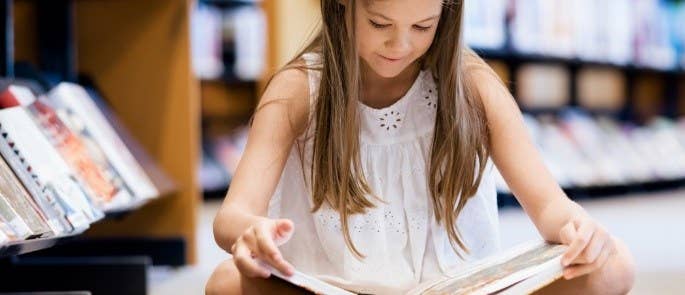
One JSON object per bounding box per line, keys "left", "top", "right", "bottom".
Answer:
{"left": 473, "top": 67, "right": 583, "bottom": 242}
{"left": 213, "top": 66, "right": 311, "bottom": 253}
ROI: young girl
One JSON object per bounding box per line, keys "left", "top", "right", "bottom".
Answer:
{"left": 206, "top": 0, "right": 635, "bottom": 294}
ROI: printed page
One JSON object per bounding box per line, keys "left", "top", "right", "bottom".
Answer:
{"left": 410, "top": 241, "right": 566, "bottom": 295}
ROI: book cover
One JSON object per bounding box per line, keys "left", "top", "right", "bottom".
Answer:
{"left": 0, "top": 107, "right": 98, "bottom": 231}
{"left": 84, "top": 85, "right": 177, "bottom": 197}
{"left": 0, "top": 123, "right": 73, "bottom": 235}
{"left": 0, "top": 85, "right": 135, "bottom": 211}
{"left": 48, "top": 83, "right": 159, "bottom": 201}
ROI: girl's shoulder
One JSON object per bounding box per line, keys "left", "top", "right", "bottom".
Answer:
{"left": 461, "top": 48, "right": 506, "bottom": 96}
{"left": 462, "top": 48, "right": 493, "bottom": 74}
{"left": 258, "top": 57, "right": 313, "bottom": 140}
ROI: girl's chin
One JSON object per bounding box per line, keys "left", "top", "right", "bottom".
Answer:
{"left": 360, "top": 56, "right": 411, "bottom": 79}
{"left": 368, "top": 64, "right": 406, "bottom": 78}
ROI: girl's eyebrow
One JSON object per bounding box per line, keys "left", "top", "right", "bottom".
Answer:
{"left": 367, "top": 10, "right": 440, "bottom": 23}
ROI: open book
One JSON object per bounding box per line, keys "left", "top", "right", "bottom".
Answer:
{"left": 261, "top": 240, "right": 567, "bottom": 295}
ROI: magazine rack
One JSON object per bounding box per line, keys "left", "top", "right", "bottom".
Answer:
{"left": 0, "top": 0, "right": 199, "bottom": 294}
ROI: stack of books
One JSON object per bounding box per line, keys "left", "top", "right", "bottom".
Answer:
{"left": 0, "top": 83, "right": 173, "bottom": 246}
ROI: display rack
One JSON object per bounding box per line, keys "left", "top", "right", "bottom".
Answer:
{"left": 0, "top": 0, "right": 199, "bottom": 294}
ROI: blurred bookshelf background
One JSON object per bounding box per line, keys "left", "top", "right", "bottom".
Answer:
{"left": 195, "top": 0, "right": 685, "bottom": 204}
{"left": 183, "top": 0, "right": 685, "bottom": 294}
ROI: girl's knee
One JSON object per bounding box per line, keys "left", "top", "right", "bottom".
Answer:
{"left": 608, "top": 238, "right": 635, "bottom": 294}
{"left": 206, "top": 260, "right": 240, "bottom": 295}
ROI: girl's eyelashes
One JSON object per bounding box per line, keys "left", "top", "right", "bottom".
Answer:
{"left": 369, "top": 19, "right": 391, "bottom": 29}
{"left": 413, "top": 25, "right": 432, "bottom": 32}
{"left": 368, "top": 19, "right": 433, "bottom": 32}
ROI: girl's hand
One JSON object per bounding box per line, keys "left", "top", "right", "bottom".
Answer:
{"left": 559, "top": 216, "right": 616, "bottom": 280}
{"left": 230, "top": 218, "right": 295, "bottom": 279}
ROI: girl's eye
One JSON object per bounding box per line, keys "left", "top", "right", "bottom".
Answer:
{"left": 369, "top": 20, "right": 391, "bottom": 29}
{"left": 413, "top": 25, "right": 432, "bottom": 32}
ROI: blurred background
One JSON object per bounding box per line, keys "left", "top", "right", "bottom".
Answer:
{"left": 0, "top": 0, "right": 682, "bottom": 294}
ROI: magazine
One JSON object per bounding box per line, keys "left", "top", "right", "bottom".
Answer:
{"left": 0, "top": 107, "right": 100, "bottom": 230}
{"left": 262, "top": 240, "right": 567, "bottom": 295}
{"left": 48, "top": 83, "right": 159, "bottom": 201}
{"left": 0, "top": 85, "right": 135, "bottom": 211}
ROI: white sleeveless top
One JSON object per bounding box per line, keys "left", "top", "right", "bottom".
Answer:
{"left": 267, "top": 53, "right": 501, "bottom": 294}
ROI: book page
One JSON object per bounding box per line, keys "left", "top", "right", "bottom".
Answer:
{"left": 417, "top": 242, "right": 566, "bottom": 295}
{"left": 258, "top": 261, "right": 356, "bottom": 295}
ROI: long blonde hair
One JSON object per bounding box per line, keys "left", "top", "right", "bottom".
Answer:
{"left": 263, "top": 0, "right": 499, "bottom": 260}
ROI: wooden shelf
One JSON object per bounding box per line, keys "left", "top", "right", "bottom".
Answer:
{"left": 475, "top": 47, "right": 685, "bottom": 76}
{"left": 200, "top": 0, "right": 258, "bottom": 9}
{"left": 13, "top": 0, "right": 200, "bottom": 264}
{"left": 201, "top": 79, "right": 257, "bottom": 125}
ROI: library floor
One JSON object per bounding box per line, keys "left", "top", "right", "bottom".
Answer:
{"left": 149, "top": 190, "right": 685, "bottom": 294}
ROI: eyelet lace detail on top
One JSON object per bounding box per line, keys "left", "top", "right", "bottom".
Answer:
{"left": 359, "top": 70, "right": 439, "bottom": 144}
{"left": 378, "top": 110, "right": 403, "bottom": 131}
{"left": 422, "top": 83, "right": 438, "bottom": 109}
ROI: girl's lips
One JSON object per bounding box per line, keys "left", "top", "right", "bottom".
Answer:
{"left": 379, "top": 54, "right": 403, "bottom": 62}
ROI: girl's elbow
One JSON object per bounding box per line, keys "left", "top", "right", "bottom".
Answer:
{"left": 212, "top": 209, "right": 234, "bottom": 253}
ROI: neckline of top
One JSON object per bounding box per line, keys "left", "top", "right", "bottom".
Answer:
{"left": 357, "top": 70, "right": 426, "bottom": 113}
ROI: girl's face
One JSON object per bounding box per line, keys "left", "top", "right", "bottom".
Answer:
{"left": 356, "top": 0, "right": 443, "bottom": 78}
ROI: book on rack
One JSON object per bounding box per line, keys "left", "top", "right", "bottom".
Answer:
{"left": 262, "top": 241, "right": 568, "bottom": 295}
{"left": 0, "top": 153, "right": 52, "bottom": 239}
{"left": 0, "top": 85, "right": 136, "bottom": 211}
{"left": 0, "top": 223, "right": 9, "bottom": 244}
{"left": 0, "top": 193, "right": 35, "bottom": 241}
{"left": 463, "top": 0, "right": 506, "bottom": 50}
{"left": 48, "top": 82, "right": 160, "bottom": 201}
{"left": 81, "top": 84, "right": 176, "bottom": 197}
{"left": 0, "top": 106, "right": 99, "bottom": 234}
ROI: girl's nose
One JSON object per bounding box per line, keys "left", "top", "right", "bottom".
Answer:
{"left": 384, "top": 30, "right": 411, "bottom": 55}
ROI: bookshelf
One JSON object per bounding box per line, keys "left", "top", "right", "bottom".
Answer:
{"left": 194, "top": 0, "right": 320, "bottom": 199}
{"left": 195, "top": 0, "right": 269, "bottom": 198}
{"left": 0, "top": 0, "right": 199, "bottom": 293}
{"left": 71, "top": 0, "right": 199, "bottom": 264}
{"left": 262, "top": 0, "right": 320, "bottom": 77}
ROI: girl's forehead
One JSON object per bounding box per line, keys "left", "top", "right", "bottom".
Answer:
{"left": 362, "top": 0, "right": 444, "bottom": 22}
